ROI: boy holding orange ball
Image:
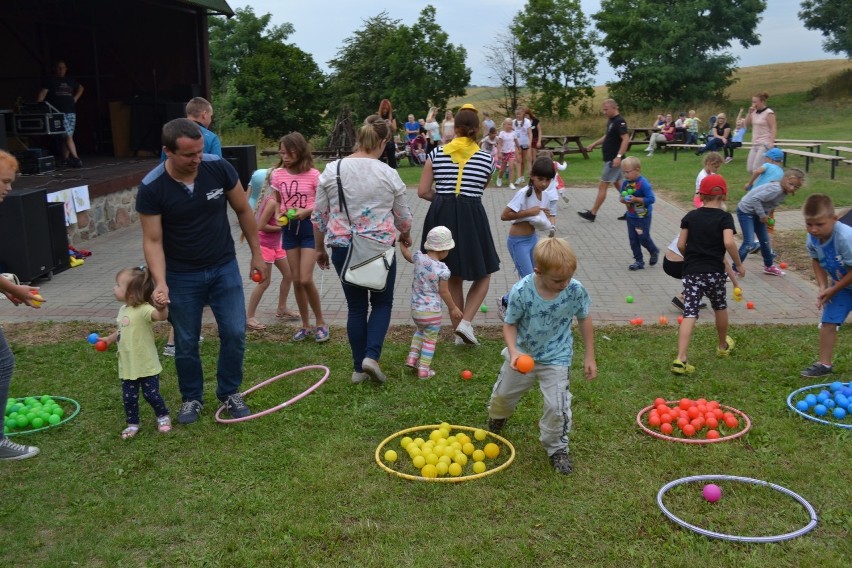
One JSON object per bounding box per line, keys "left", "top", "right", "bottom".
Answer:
{"left": 486, "top": 238, "right": 596, "bottom": 475}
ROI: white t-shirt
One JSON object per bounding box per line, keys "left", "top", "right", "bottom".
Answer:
{"left": 513, "top": 118, "right": 532, "bottom": 146}
{"left": 695, "top": 168, "right": 710, "bottom": 195}
{"left": 506, "top": 186, "right": 552, "bottom": 230}
{"left": 497, "top": 131, "right": 517, "bottom": 155}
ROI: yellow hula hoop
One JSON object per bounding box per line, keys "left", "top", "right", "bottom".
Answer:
{"left": 374, "top": 424, "right": 516, "bottom": 482}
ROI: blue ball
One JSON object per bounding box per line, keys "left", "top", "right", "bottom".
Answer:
{"left": 829, "top": 381, "right": 843, "bottom": 392}
{"left": 796, "top": 400, "right": 809, "bottom": 412}
{"left": 805, "top": 394, "right": 817, "bottom": 407}
{"left": 825, "top": 398, "right": 836, "bottom": 409}
{"left": 87, "top": 332, "right": 99, "bottom": 344}
{"left": 836, "top": 395, "right": 849, "bottom": 409}
{"left": 814, "top": 404, "right": 827, "bottom": 417}
{"left": 841, "top": 387, "right": 852, "bottom": 397}
{"left": 817, "top": 392, "right": 829, "bottom": 403}
{"left": 832, "top": 407, "right": 847, "bottom": 420}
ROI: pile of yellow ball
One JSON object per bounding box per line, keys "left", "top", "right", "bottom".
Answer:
{"left": 384, "top": 422, "right": 502, "bottom": 478}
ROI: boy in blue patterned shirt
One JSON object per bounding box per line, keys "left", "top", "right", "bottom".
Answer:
{"left": 487, "top": 238, "right": 597, "bottom": 474}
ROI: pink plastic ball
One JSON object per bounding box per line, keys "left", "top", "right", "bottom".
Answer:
{"left": 702, "top": 483, "right": 722, "bottom": 503}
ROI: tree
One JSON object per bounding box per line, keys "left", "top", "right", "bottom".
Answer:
{"left": 327, "top": 7, "right": 470, "bottom": 122}
{"left": 484, "top": 32, "right": 523, "bottom": 117}
{"left": 513, "top": 0, "right": 598, "bottom": 117}
{"left": 231, "top": 42, "right": 328, "bottom": 139}
{"left": 799, "top": 0, "right": 852, "bottom": 58}
{"left": 594, "top": 0, "right": 766, "bottom": 109}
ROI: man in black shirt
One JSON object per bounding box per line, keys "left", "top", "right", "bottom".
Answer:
{"left": 37, "top": 60, "right": 84, "bottom": 168}
{"left": 578, "top": 99, "right": 630, "bottom": 222}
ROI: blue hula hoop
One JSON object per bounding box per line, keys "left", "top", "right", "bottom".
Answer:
{"left": 786, "top": 382, "right": 852, "bottom": 429}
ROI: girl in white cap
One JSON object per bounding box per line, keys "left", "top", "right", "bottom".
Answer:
{"left": 400, "top": 226, "right": 464, "bottom": 379}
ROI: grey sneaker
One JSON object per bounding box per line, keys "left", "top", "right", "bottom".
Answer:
{"left": 800, "top": 362, "right": 832, "bottom": 378}
{"left": 362, "top": 358, "right": 387, "bottom": 383}
{"left": 351, "top": 371, "right": 370, "bottom": 384}
{"left": 163, "top": 343, "right": 175, "bottom": 357}
{"left": 550, "top": 450, "right": 573, "bottom": 474}
{"left": 177, "top": 400, "right": 204, "bottom": 424}
{"left": 488, "top": 417, "right": 507, "bottom": 434}
{"left": 0, "top": 437, "right": 40, "bottom": 460}
{"left": 219, "top": 393, "right": 251, "bottom": 419}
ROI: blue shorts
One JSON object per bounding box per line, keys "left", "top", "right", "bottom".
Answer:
{"left": 63, "top": 113, "right": 77, "bottom": 137}
{"left": 281, "top": 218, "right": 316, "bottom": 250}
{"left": 822, "top": 287, "right": 852, "bottom": 326}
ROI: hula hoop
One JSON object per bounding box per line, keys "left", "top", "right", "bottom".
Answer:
{"left": 5, "top": 396, "right": 81, "bottom": 437}
{"left": 636, "top": 401, "right": 751, "bottom": 443}
{"left": 657, "top": 474, "right": 818, "bottom": 543}
{"left": 214, "top": 365, "right": 329, "bottom": 423}
{"left": 375, "top": 424, "right": 516, "bottom": 483}
{"left": 786, "top": 382, "right": 852, "bottom": 429}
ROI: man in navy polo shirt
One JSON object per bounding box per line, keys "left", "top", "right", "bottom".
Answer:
{"left": 136, "top": 118, "right": 265, "bottom": 425}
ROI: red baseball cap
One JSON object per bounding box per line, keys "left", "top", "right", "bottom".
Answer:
{"left": 698, "top": 174, "right": 728, "bottom": 196}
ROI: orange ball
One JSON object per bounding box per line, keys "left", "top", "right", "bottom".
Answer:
{"left": 648, "top": 415, "right": 661, "bottom": 428}
{"left": 687, "top": 406, "right": 700, "bottom": 419}
{"left": 515, "top": 354, "right": 535, "bottom": 374}
{"left": 654, "top": 397, "right": 667, "bottom": 407}
{"left": 658, "top": 315, "right": 669, "bottom": 325}
{"left": 705, "top": 416, "right": 719, "bottom": 429}
{"left": 251, "top": 271, "right": 262, "bottom": 282}
{"left": 660, "top": 413, "right": 673, "bottom": 424}
{"left": 461, "top": 370, "right": 473, "bottom": 380}
{"left": 660, "top": 423, "right": 674, "bottom": 435}
{"left": 724, "top": 415, "right": 739, "bottom": 429}
{"left": 682, "top": 424, "right": 696, "bottom": 437}
{"left": 676, "top": 417, "right": 689, "bottom": 430}
{"left": 746, "top": 301, "right": 755, "bottom": 309}
{"left": 780, "top": 262, "right": 788, "bottom": 269}
{"left": 679, "top": 398, "right": 692, "bottom": 410}
{"left": 677, "top": 315, "right": 684, "bottom": 324}
{"left": 706, "top": 429, "right": 720, "bottom": 440}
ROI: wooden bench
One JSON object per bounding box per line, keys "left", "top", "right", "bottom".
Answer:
{"left": 664, "top": 143, "right": 705, "bottom": 160}
{"left": 782, "top": 149, "right": 846, "bottom": 179}
{"left": 539, "top": 135, "right": 589, "bottom": 160}
{"left": 828, "top": 145, "right": 852, "bottom": 156}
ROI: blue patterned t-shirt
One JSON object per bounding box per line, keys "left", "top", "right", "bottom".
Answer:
{"left": 504, "top": 274, "right": 591, "bottom": 366}
{"left": 807, "top": 221, "right": 852, "bottom": 289}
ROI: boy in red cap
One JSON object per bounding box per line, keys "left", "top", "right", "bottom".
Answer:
{"left": 672, "top": 174, "right": 746, "bottom": 375}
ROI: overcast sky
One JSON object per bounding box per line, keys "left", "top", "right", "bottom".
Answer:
{"left": 227, "top": 0, "right": 841, "bottom": 85}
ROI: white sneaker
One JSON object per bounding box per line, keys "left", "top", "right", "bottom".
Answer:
{"left": 0, "top": 437, "right": 39, "bottom": 460}
{"left": 515, "top": 177, "right": 525, "bottom": 184}
{"left": 509, "top": 183, "right": 517, "bottom": 190}
{"left": 454, "top": 320, "right": 479, "bottom": 345}
{"left": 496, "top": 176, "right": 503, "bottom": 187}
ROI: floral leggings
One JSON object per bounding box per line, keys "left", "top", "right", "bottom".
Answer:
{"left": 121, "top": 376, "right": 169, "bottom": 425}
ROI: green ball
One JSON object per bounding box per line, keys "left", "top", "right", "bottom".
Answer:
{"left": 626, "top": 295, "right": 634, "bottom": 303}
{"left": 3, "top": 425, "right": 9, "bottom": 434}
{"left": 31, "top": 417, "right": 44, "bottom": 429}
{"left": 47, "top": 414, "right": 61, "bottom": 426}
{"left": 480, "top": 304, "right": 488, "bottom": 313}
{"left": 24, "top": 397, "right": 37, "bottom": 407}
{"left": 52, "top": 407, "right": 64, "bottom": 418}
{"left": 8, "top": 412, "right": 18, "bottom": 421}
{"left": 40, "top": 395, "right": 52, "bottom": 404}
{"left": 11, "top": 403, "right": 23, "bottom": 414}
{"left": 16, "top": 415, "right": 29, "bottom": 428}
{"left": 627, "top": 188, "right": 635, "bottom": 194}
{"left": 621, "top": 191, "right": 628, "bottom": 197}
{"left": 767, "top": 218, "right": 775, "bottom": 226}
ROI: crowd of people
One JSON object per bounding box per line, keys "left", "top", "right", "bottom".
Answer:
{"left": 2, "top": 92, "right": 848, "bottom": 478}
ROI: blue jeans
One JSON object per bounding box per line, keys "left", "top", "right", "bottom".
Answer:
{"left": 331, "top": 246, "right": 397, "bottom": 372}
{"left": 626, "top": 215, "right": 659, "bottom": 264}
{"left": 507, "top": 233, "right": 538, "bottom": 279}
{"left": 0, "top": 327, "right": 14, "bottom": 440}
{"left": 166, "top": 258, "right": 246, "bottom": 402}
{"left": 736, "top": 209, "right": 773, "bottom": 267}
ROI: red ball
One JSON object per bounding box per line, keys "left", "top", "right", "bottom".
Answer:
{"left": 94, "top": 340, "right": 108, "bottom": 352}
{"left": 677, "top": 315, "right": 684, "bottom": 324}
{"left": 251, "top": 271, "right": 262, "bottom": 283}
{"left": 461, "top": 370, "right": 473, "bottom": 380}
{"left": 746, "top": 301, "right": 755, "bottom": 309}
{"left": 780, "top": 262, "right": 788, "bottom": 269}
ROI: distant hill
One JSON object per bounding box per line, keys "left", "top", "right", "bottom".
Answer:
{"left": 451, "top": 59, "right": 852, "bottom": 114}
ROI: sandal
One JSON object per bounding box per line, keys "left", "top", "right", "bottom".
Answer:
{"left": 157, "top": 416, "right": 172, "bottom": 433}
{"left": 246, "top": 318, "right": 267, "bottom": 331}
{"left": 275, "top": 309, "right": 300, "bottom": 321}
{"left": 121, "top": 425, "right": 140, "bottom": 439}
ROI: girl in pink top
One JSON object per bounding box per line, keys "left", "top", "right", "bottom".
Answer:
{"left": 745, "top": 91, "right": 777, "bottom": 173}
{"left": 269, "top": 133, "right": 328, "bottom": 343}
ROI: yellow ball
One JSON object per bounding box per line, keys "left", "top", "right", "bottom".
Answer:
{"left": 484, "top": 443, "right": 500, "bottom": 459}
{"left": 413, "top": 437, "right": 425, "bottom": 447}
{"left": 462, "top": 442, "right": 475, "bottom": 455}
{"left": 407, "top": 446, "right": 422, "bottom": 458}
{"left": 472, "top": 461, "right": 487, "bottom": 474}
{"left": 438, "top": 455, "right": 452, "bottom": 466}
{"left": 439, "top": 421, "right": 451, "bottom": 431}
{"left": 453, "top": 452, "right": 468, "bottom": 466}
{"left": 438, "top": 427, "right": 451, "bottom": 439}
{"left": 472, "top": 449, "right": 486, "bottom": 462}
{"left": 474, "top": 429, "right": 487, "bottom": 441}
{"left": 425, "top": 453, "right": 439, "bottom": 466}
{"left": 446, "top": 435, "right": 458, "bottom": 445}
{"left": 384, "top": 450, "right": 398, "bottom": 463}
{"left": 421, "top": 464, "right": 438, "bottom": 478}
{"left": 429, "top": 429, "right": 444, "bottom": 442}
{"left": 448, "top": 462, "right": 463, "bottom": 476}
{"left": 412, "top": 455, "right": 426, "bottom": 469}
{"left": 400, "top": 436, "right": 413, "bottom": 449}
{"left": 435, "top": 461, "right": 449, "bottom": 475}
{"left": 456, "top": 433, "right": 471, "bottom": 445}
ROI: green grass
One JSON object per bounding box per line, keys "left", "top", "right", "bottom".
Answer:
{"left": 2, "top": 322, "right": 850, "bottom": 565}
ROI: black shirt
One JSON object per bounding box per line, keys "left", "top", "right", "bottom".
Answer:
{"left": 602, "top": 114, "right": 628, "bottom": 162}
{"left": 680, "top": 207, "right": 737, "bottom": 274}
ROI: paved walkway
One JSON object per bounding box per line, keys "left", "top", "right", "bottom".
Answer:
{"left": 0, "top": 186, "right": 823, "bottom": 327}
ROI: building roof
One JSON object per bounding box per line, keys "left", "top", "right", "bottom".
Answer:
{"left": 179, "top": 0, "right": 234, "bottom": 17}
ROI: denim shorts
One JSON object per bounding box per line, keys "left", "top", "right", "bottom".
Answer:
{"left": 282, "top": 218, "right": 316, "bottom": 250}
{"left": 600, "top": 161, "right": 623, "bottom": 184}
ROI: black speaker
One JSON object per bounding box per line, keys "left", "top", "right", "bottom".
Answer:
{"left": 222, "top": 145, "right": 257, "bottom": 190}
{"left": 0, "top": 188, "right": 54, "bottom": 282}
{"left": 47, "top": 202, "right": 70, "bottom": 274}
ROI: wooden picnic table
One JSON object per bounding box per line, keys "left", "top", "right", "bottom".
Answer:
{"left": 628, "top": 127, "right": 658, "bottom": 142}
{"left": 539, "top": 135, "right": 589, "bottom": 160}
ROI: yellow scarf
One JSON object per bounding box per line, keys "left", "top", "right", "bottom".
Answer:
{"left": 442, "top": 137, "right": 480, "bottom": 194}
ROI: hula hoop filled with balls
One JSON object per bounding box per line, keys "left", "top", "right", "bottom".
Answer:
{"left": 4, "top": 395, "right": 80, "bottom": 436}
{"left": 636, "top": 397, "right": 751, "bottom": 443}
{"left": 787, "top": 382, "right": 852, "bottom": 429}
{"left": 214, "top": 365, "right": 330, "bottom": 424}
{"left": 375, "top": 423, "right": 515, "bottom": 482}
{"left": 657, "top": 474, "right": 818, "bottom": 543}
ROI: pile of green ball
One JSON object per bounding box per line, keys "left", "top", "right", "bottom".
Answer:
{"left": 4, "top": 396, "right": 65, "bottom": 434}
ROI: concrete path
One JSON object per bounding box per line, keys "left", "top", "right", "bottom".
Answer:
{"left": 0, "top": 186, "right": 823, "bottom": 327}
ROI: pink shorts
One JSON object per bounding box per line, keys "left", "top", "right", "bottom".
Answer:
{"left": 501, "top": 151, "right": 516, "bottom": 164}
{"left": 260, "top": 242, "right": 287, "bottom": 263}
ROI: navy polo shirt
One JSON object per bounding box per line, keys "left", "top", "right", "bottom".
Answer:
{"left": 136, "top": 155, "right": 240, "bottom": 272}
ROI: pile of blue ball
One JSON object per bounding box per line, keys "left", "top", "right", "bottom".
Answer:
{"left": 794, "top": 382, "right": 852, "bottom": 420}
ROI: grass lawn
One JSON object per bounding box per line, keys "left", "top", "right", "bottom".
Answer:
{"left": 1, "top": 321, "right": 850, "bottom": 565}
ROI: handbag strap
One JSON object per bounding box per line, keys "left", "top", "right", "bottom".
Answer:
{"left": 336, "top": 160, "right": 353, "bottom": 227}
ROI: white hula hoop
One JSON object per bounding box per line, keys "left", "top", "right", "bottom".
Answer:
{"left": 657, "top": 474, "right": 818, "bottom": 543}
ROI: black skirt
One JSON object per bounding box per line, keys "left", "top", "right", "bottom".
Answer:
{"left": 421, "top": 193, "right": 501, "bottom": 281}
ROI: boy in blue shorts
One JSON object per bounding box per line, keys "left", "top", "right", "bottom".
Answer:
{"left": 800, "top": 194, "right": 852, "bottom": 378}
{"left": 487, "top": 238, "right": 597, "bottom": 474}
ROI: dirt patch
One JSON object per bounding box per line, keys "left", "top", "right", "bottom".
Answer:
{"left": 770, "top": 229, "right": 815, "bottom": 284}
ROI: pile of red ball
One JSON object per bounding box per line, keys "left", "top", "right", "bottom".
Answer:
{"left": 645, "top": 397, "right": 739, "bottom": 439}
